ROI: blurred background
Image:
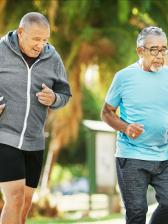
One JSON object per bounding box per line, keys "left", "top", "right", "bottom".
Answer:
{"left": 0, "top": 0, "right": 167, "bottom": 223}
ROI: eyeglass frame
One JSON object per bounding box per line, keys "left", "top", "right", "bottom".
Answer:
{"left": 142, "top": 46, "right": 168, "bottom": 56}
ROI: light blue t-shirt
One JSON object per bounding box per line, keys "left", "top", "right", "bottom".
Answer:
{"left": 105, "top": 62, "right": 168, "bottom": 161}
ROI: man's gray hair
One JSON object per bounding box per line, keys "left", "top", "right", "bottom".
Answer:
{"left": 19, "top": 12, "right": 49, "bottom": 29}
{"left": 137, "top": 26, "right": 167, "bottom": 47}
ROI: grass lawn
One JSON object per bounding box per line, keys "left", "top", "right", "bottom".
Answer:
{"left": 26, "top": 213, "right": 123, "bottom": 223}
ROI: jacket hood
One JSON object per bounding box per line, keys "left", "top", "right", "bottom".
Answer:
{"left": 2, "top": 30, "right": 55, "bottom": 59}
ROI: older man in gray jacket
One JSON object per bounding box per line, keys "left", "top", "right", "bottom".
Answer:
{"left": 0, "top": 12, "right": 71, "bottom": 224}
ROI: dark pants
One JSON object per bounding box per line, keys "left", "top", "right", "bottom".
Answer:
{"left": 116, "top": 158, "right": 168, "bottom": 224}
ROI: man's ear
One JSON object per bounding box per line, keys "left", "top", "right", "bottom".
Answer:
{"left": 136, "top": 47, "right": 143, "bottom": 58}
{"left": 17, "top": 27, "right": 24, "bottom": 39}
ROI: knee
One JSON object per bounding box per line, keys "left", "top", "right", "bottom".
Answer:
{"left": 159, "top": 203, "right": 168, "bottom": 212}
{"left": 126, "top": 204, "right": 148, "bottom": 219}
{"left": 12, "top": 191, "right": 24, "bottom": 208}
{"left": 5, "top": 188, "right": 24, "bottom": 209}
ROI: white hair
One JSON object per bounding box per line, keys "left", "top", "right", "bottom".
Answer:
{"left": 137, "top": 26, "right": 167, "bottom": 47}
{"left": 19, "top": 12, "right": 49, "bottom": 29}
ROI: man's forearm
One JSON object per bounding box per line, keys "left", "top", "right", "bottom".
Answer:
{"left": 101, "top": 106, "right": 128, "bottom": 133}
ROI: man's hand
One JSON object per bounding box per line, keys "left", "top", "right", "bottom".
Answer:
{"left": 0, "top": 96, "right": 5, "bottom": 115}
{"left": 36, "top": 83, "right": 56, "bottom": 106}
{"left": 125, "top": 123, "right": 144, "bottom": 139}
{"left": 0, "top": 104, "right": 5, "bottom": 115}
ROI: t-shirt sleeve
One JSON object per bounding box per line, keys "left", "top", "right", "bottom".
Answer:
{"left": 105, "top": 72, "right": 122, "bottom": 108}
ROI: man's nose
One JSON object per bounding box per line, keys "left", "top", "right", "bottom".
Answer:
{"left": 36, "top": 41, "right": 45, "bottom": 49}
{"left": 156, "top": 51, "right": 164, "bottom": 58}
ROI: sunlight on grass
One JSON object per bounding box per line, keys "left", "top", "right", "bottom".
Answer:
{"left": 27, "top": 213, "right": 123, "bottom": 224}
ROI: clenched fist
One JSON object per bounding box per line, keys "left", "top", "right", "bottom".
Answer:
{"left": 125, "top": 123, "right": 144, "bottom": 139}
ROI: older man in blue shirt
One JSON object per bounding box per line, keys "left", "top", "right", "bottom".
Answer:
{"left": 101, "top": 26, "right": 168, "bottom": 224}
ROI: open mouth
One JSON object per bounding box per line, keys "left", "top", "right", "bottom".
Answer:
{"left": 33, "top": 49, "right": 40, "bottom": 53}
{"left": 153, "top": 62, "right": 162, "bottom": 66}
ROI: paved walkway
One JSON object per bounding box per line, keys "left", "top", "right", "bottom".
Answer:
{"left": 78, "top": 217, "right": 150, "bottom": 224}
{"left": 78, "top": 219, "right": 124, "bottom": 224}
{"left": 78, "top": 203, "right": 157, "bottom": 224}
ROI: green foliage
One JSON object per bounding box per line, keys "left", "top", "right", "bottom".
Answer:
{"left": 57, "top": 86, "right": 100, "bottom": 164}
{"left": 82, "top": 86, "right": 101, "bottom": 120}
{"left": 118, "top": 0, "right": 130, "bottom": 24}
{"left": 2, "top": 0, "right": 167, "bottom": 77}
{"left": 49, "top": 164, "right": 87, "bottom": 188}
{"left": 57, "top": 124, "right": 86, "bottom": 164}
{"left": 0, "top": 0, "right": 35, "bottom": 33}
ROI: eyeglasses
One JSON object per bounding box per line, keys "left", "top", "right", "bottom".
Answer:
{"left": 143, "top": 46, "right": 168, "bottom": 56}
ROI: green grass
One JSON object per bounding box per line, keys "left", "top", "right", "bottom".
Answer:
{"left": 27, "top": 213, "right": 123, "bottom": 223}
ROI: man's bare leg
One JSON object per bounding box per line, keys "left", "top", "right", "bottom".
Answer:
{"left": 0, "top": 179, "right": 25, "bottom": 224}
{"left": 21, "top": 186, "right": 35, "bottom": 224}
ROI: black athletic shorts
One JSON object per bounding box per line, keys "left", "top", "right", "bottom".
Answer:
{"left": 0, "top": 143, "right": 44, "bottom": 188}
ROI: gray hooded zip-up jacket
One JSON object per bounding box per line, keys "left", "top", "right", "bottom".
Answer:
{"left": 0, "top": 31, "right": 71, "bottom": 151}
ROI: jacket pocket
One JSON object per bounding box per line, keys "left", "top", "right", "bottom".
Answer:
{"left": 117, "top": 158, "right": 127, "bottom": 169}
{"left": 25, "top": 103, "right": 47, "bottom": 138}
{"left": 0, "top": 100, "right": 26, "bottom": 134}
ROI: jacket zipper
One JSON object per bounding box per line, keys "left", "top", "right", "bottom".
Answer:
{"left": 18, "top": 58, "right": 40, "bottom": 149}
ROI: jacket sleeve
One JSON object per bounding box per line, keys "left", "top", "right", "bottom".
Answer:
{"left": 49, "top": 55, "right": 72, "bottom": 110}
{"left": 50, "top": 92, "right": 70, "bottom": 109}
